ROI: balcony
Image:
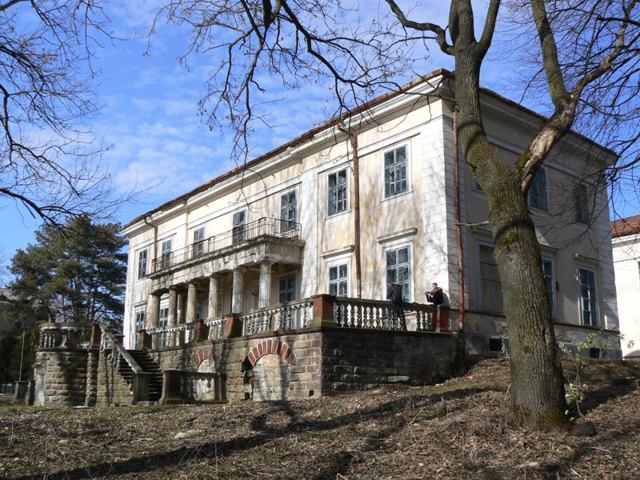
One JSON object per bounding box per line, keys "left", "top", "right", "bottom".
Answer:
{"left": 140, "top": 295, "right": 452, "bottom": 350}
{"left": 149, "top": 217, "right": 303, "bottom": 279}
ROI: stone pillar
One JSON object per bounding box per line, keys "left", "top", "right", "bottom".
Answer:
{"left": 186, "top": 283, "right": 198, "bottom": 323}
{"left": 168, "top": 289, "right": 178, "bottom": 327}
{"left": 145, "top": 293, "right": 160, "bottom": 329}
{"left": 232, "top": 268, "right": 245, "bottom": 314}
{"left": 177, "top": 291, "right": 186, "bottom": 324}
{"left": 258, "top": 261, "right": 273, "bottom": 309}
{"left": 208, "top": 275, "right": 220, "bottom": 320}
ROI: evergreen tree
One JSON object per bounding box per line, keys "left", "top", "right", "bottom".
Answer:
{"left": 9, "top": 215, "right": 127, "bottom": 329}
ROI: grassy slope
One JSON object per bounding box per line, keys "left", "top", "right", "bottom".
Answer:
{"left": 1, "top": 358, "right": 639, "bottom": 479}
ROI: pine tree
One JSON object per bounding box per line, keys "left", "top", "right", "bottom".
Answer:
{"left": 9, "top": 215, "right": 127, "bottom": 329}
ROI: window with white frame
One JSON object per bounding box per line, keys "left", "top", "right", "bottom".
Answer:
{"left": 232, "top": 210, "right": 247, "bottom": 244}
{"left": 328, "top": 169, "right": 348, "bottom": 216}
{"left": 541, "top": 257, "right": 555, "bottom": 317}
{"left": 528, "top": 169, "right": 548, "bottom": 211}
{"left": 479, "top": 244, "right": 503, "bottom": 313}
{"left": 160, "top": 239, "right": 172, "bottom": 269}
{"left": 573, "top": 183, "right": 590, "bottom": 224}
{"left": 280, "top": 190, "right": 297, "bottom": 232}
{"left": 328, "top": 263, "right": 349, "bottom": 297}
{"left": 192, "top": 227, "right": 206, "bottom": 258}
{"left": 135, "top": 308, "right": 146, "bottom": 332}
{"left": 384, "top": 145, "right": 408, "bottom": 197}
{"left": 578, "top": 268, "right": 598, "bottom": 326}
{"left": 137, "top": 249, "right": 148, "bottom": 279}
{"left": 158, "top": 306, "right": 169, "bottom": 347}
{"left": 386, "top": 245, "right": 411, "bottom": 302}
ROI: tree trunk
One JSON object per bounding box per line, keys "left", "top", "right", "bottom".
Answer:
{"left": 453, "top": 53, "right": 567, "bottom": 429}
{"left": 488, "top": 173, "right": 567, "bottom": 429}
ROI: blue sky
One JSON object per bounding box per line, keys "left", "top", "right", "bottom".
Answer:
{"left": 0, "top": 1, "right": 638, "bottom": 283}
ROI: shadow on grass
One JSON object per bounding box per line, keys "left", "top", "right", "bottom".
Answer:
{"left": 10, "top": 387, "right": 497, "bottom": 480}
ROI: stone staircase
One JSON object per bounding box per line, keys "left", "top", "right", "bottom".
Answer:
{"left": 120, "top": 350, "right": 163, "bottom": 403}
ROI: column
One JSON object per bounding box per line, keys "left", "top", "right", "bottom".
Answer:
{"left": 208, "top": 274, "right": 220, "bottom": 320}
{"left": 258, "top": 261, "right": 273, "bottom": 309}
{"left": 167, "top": 288, "right": 178, "bottom": 346}
{"left": 232, "top": 268, "right": 245, "bottom": 313}
{"left": 177, "top": 290, "right": 186, "bottom": 324}
{"left": 168, "top": 289, "right": 178, "bottom": 327}
{"left": 186, "top": 283, "right": 198, "bottom": 323}
{"left": 145, "top": 293, "right": 160, "bottom": 329}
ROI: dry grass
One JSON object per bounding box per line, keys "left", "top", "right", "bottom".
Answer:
{"left": 1, "top": 358, "right": 639, "bottom": 479}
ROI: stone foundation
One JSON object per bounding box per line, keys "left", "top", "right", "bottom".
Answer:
{"left": 148, "top": 327, "right": 459, "bottom": 402}
{"left": 463, "top": 311, "right": 622, "bottom": 359}
{"left": 33, "top": 350, "right": 88, "bottom": 406}
{"left": 95, "top": 349, "right": 134, "bottom": 406}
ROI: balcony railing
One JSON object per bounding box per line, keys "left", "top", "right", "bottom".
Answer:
{"left": 138, "top": 295, "right": 451, "bottom": 350}
{"left": 150, "top": 217, "right": 301, "bottom": 274}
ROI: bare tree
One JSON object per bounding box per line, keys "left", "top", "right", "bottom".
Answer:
{"left": 0, "top": 0, "right": 114, "bottom": 225}
{"left": 150, "top": 0, "right": 640, "bottom": 429}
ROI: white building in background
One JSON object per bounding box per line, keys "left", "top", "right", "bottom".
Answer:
{"left": 611, "top": 215, "right": 640, "bottom": 359}
{"left": 121, "top": 69, "right": 621, "bottom": 357}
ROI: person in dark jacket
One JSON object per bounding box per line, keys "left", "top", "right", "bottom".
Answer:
{"left": 387, "top": 282, "right": 403, "bottom": 304}
{"left": 426, "top": 283, "right": 444, "bottom": 305}
{"left": 386, "top": 283, "right": 405, "bottom": 329}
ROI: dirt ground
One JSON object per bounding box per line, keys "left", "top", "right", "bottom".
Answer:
{"left": 1, "top": 358, "right": 639, "bottom": 479}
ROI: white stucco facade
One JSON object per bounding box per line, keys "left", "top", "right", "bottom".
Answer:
{"left": 121, "top": 70, "right": 621, "bottom": 356}
{"left": 612, "top": 225, "right": 640, "bottom": 359}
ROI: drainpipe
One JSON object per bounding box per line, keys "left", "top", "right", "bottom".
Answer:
{"left": 337, "top": 123, "right": 362, "bottom": 298}
{"left": 452, "top": 110, "right": 465, "bottom": 330}
{"left": 143, "top": 215, "right": 158, "bottom": 269}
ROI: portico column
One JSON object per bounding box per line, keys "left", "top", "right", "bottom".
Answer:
{"left": 168, "top": 289, "right": 178, "bottom": 327}
{"left": 167, "top": 288, "right": 178, "bottom": 346}
{"left": 186, "top": 283, "right": 198, "bottom": 323}
{"left": 177, "top": 290, "right": 186, "bottom": 324}
{"left": 208, "top": 275, "right": 220, "bottom": 319}
{"left": 145, "top": 293, "right": 160, "bottom": 329}
{"left": 232, "top": 268, "right": 245, "bottom": 314}
{"left": 258, "top": 261, "right": 273, "bottom": 309}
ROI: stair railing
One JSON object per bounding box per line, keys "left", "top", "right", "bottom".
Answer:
{"left": 98, "top": 324, "right": 151, "bottom": 402}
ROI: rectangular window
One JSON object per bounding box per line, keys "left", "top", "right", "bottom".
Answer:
{"left": 279, "top": 275, "right": 297, "bottom": 304}
{"left": 386, "top": 246, "right": 411, "bottom": 302}
{"left": 134, "top": 308, "right": 146, "bottom": 348}
{"left": 280, "top": 190, "right": 297, "bottom": 232}
{"left": 479, "top": 245, "right": 503, "bottom": 313}
{"left": 158, "top": 306, "right": 169, "bottom": 348}
{"left": 528, "top": 169, "right": 548, "bottom": 211}
{"left": 573, "top": 183, "right": 590, "bottom": 224}
{"left": 192, "top": 227, "right": 205, "bottom": 258}
{"left": 541, "top": 258, "right": 555, "bottom": 317}
{"left": 232, "top": 210, "right": 247, "bottom": 244}
{"left": 578, "top": 268, "right": 598, "bottom": 327}
{"left": 137, "top": 249, "right": 148, "bottom": 279}
{"left": 328, "top": 169, "right": 348, "bottom": 216}
{"left": 328, "top": 263, "right": 349, "bottom": 297}
{"left": 160, "top": 239, "right": 172, "bottom": 269}
{"left": 384, "top": 145, "right": 408, "bottom": 197}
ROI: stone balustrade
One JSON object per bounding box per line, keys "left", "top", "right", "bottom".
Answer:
{"left": 139, "top": 295, "right": 450, "bottom": 351}
{"left": 38, "top": 323, "right": 89, "bottom": 350}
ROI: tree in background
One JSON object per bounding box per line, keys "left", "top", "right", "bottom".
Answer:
{"left": 150, "top": 0, "right": 639, "bottom": 429}
{"left": 9, "top": 215, "right": 127, "bottom": 329}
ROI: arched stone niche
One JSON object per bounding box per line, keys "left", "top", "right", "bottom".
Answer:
{"left": 195, "top": 358, "right": 216, "bottom": 402}
{"left": 252, "top": 353, "right": 291, "bottom": 401}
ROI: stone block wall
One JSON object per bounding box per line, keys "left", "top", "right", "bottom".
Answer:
{"left": 96, "top": 350, "right": 134, "bottom": 406}
{"left": 148, "top": 327, "right": 458, "bottom": 402}
{"left": 321, "top": 329, "right": 456, "bottom": 393}
{"left": 33, "top": 350, "right": 88, "bottom": 406}
{"left": 149, "top": 329, "right": 323, "bottom": 402}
